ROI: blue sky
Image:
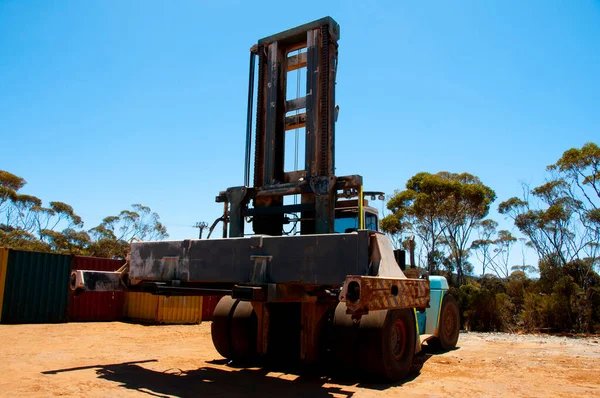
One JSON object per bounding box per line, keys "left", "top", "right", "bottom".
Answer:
{"left": 1, "top": 1, "right": 599, "bottom": 273}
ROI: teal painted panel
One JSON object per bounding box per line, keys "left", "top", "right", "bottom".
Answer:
{"left": 426, "top": 276, "right": 449, "bottom": 335}
{"left": 1, "top": 250, "right": 71, "bottom": 324}
{"left": 429, "top": 275, "right": 449, "bottom": 290}
{"left": 417, "top": 311, "right": 427, "bottom": 335}
{"left": 425, "top": 289, "right": 445, "bottom": 335}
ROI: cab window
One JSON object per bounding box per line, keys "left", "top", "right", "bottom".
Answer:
{"left": 334, "top": 209, "right": 358, "bottom": 233}
{"left": 365, "top": 212, "right": 378, "bottom": 231}
{"left": 334, "top": 209, "right": 378, "bottom": 233}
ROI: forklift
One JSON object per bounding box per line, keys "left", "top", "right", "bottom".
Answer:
{"left": 72, "top": 16, "right": 460, "bottom": 382}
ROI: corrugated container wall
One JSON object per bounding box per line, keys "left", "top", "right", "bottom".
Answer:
{"left": 0, "top": 248, "right": 9, "bottom": 321}
{"left": 125, "top": 292, "right": 158, "bottom": 322}
{"left": 125, "top": 292, "right": 203, "bottom": 324}
{"left": 202, "top": 295, "right": 224, "bottom": 321}
{"left": 69, "top": 256, "right": 126, "bottom": 322}
{"left": 1, "top": 250, "right": 71, "bottom": 324}
{"left": 158, "top": 296, "right": 203, "bottom": 324}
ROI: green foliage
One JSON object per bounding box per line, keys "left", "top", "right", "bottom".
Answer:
{"left": 499, "top": 142, "right": 599, "bottom": 269}
{"left": 383, "top": 171, "right": 495, "bottom": 284}
{"left": 453, "top": 262, "right": 600, "bottom": 334}
{"left": 0, "top": 170, "right": 168, "bottom": 259}
{"left": 453, "top": 277, "right": 504, "bottom": 332}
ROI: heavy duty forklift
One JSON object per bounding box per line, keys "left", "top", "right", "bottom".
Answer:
{"left": 72, "top": 16, "right": 460, "bottom": 382}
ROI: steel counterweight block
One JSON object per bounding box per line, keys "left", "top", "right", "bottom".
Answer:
{"left": 339, "top": 275, "right": 430, "bottom": 316}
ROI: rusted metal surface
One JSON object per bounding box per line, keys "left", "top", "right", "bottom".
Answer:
{"left": 238, "top": 17, "right": 341, "bottom": 236}
{"left": 287, "top": 51, "right": 307, "bottom": 71}
{"left": 251, "top": 301, "right": 269, "bottom": 355}
{"left": 257, "top": 16, "right": 340, "bottom": 46}
{"left": 300, "top": 302, "right": 330, "bottom": 362}
{"left": 339, "top": 275, "right": 430, "bottom": 316}
{"left": 285, "top": 112, "right": 306, "bottom": 131}
{"left": 71, "top": 269, "right": 127, "bottom": 292}
{"left": 244, "top": 50, "right": 256, "bottom": 187}
{"left": 253, "top": 44, "right": 267, "bottom": 188}
{"left": 127, "top": 230, "right": 369, "bottom": 287}
{"left": 286, "top": 96, "right": 306, "bottom": 112}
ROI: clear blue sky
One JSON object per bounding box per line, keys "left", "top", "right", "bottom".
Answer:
{"left": 1, "top": 1, "right": 599, "bottom": 273}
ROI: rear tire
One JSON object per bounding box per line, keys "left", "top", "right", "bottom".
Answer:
{"left": 331, "top": 302, "right": 359, "bottom": 371}
{"left": 211, "top": 296, "right": 237, "bottom": 360}
{"left": 358, "top": 309, "right": 416, "bottom": 382}
{"left": 230, "top": 301, "right": 258, "bottom": 363}
{"left": 428, "top": 294, "right": 460, "bottom": 351}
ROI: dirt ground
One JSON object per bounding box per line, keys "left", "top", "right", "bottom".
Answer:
{"left": 0, "top": 322, "right": 599, "bottom": 397}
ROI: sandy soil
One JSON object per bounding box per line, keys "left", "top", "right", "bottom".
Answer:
{"left": 0, "top": 322, "right": 598, "bottom": 397}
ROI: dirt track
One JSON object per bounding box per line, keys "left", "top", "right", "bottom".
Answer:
{"left": 0, "top": 322, "right": 598, "bottom": 397}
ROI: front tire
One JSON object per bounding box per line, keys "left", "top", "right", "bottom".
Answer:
{"left": 429, "top": 294, "right": 460, "bottom": 351}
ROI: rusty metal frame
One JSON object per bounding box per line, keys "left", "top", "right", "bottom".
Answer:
{"left": 232, "top": 17, "right": 341, "bottom": 237}
{"left": 339, "top": 275, "right": 430, "bottom": 316}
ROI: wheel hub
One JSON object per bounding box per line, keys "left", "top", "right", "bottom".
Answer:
{"left": 443, "top": 308, "right": 455, "bottom": 337}
{"left": 391, "top": 319, "right": 407, "bottom": 360}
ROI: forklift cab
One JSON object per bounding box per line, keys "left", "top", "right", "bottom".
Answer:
{"left": 334, "top": 204, "right": 379, "bottom": 233}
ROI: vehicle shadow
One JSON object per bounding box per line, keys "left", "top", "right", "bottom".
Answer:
{"left": 41, "top": 345, "right": 450, "bottom": 397}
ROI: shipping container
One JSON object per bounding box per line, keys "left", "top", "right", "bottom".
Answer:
{"left": 125, "top": 292, "right": 203, "bottom": 324}
{"left": 201, "top": 295, "right": 224, "bottom": 321}
{"left": 1, "top": 250, "right": 71, "bottom": 324}
{"left": 124, "top": 292, "right": 158, "bottom": 322}
{"left": 0, "top": 248, "right": 9, "bottom": 321}
{"left": 158, "top": 296, "right": 203, "bottom": 324}
{"left": 69, "top": 256, "right": 126, "bottom": 322}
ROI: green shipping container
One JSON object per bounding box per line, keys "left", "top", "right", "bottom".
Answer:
{"left": 1, "top": 250, "right": 72, "bottom": 324}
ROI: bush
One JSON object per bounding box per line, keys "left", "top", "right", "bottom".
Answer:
{"left": 452, "top": 265, "right": 600, "bottom": 334}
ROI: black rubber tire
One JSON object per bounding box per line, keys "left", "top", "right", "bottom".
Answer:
{"left": 211, "top": 296, "right": 238, "bottom": 360}
{"left": 358, "top": 309, "right": 416, "bottom": 382}
{"left": 428, "top": 293, "right": 460, "bottom": 351}
{"left": 331, "top": 302, "right": 359, "bottom": 371}
{"left": 230, "top": 300, "right": 258, "bottom": 362}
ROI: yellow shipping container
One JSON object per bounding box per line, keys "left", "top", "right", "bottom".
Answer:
{"left": 125, "top": 292, "right": 203, "bottom": 324}
{"left": 125, "top": 292, "right": 159, "bottom": 322}
{"left": 158, "top": 296, "right": 203, "bottom": 324}
{"left": 0, "top": 248, "right": 8, "bottom": 321}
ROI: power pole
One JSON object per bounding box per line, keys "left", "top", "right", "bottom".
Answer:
{"left": 194, "top": 221, "right": 208, "bottom": 239}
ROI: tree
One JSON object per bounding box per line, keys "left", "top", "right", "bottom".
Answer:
{"left": 380, "top": 210, "right": 409, "bottom": 250}
{"left": 383, "top": 173, "right": 450, "bottom": 273}
{"left": 471, "top": 219, "right": 499, "bottom": 276}
{"left": 88, "top": 204, "right": 169, "bottom": 258}
{"left": 383, "top": 171, "right": 496, "bottom": 284}
{"left": 0, "top": 170, "right": 25, "bottom": 204}
{"left": 0, "top": 170, "right": 169, "bottom": 259}
{"left": 499, "top": 142, "right": 599, "bottom": 288}
{"left": 439, "top": 172, "right": 496, "bottom": 284}
{"left": 489, "top": 230, "right": 517, "bottom": 279}
{"left": 89, "top": 204, "right": 168, "bottom": 242}
{"left": 42, "top": 228, "right": 91, "bottom": 255}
